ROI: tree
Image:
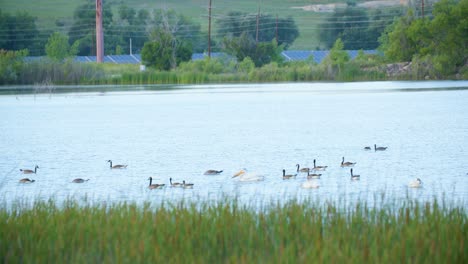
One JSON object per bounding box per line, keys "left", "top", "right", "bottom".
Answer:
{"left": 0, "top": 49, "right": 27, "bottom": 84}
{"left": 45, "top": 32, "right": 78, "bottom": 61}
{"left": 0, "top": 10, "right": 43, "bottom": 55}
{"left": 152, "top": 9, "right": 206, "bottom": 53}
{"left": 216, "top": 12, "right": 299, "bottom": 49}
{"left": 222, "top": 32, "right": 283, "bottom": 67}
{"left": 141, "top": 29, "right": 192, "bottom": 70}
{"left": 322, "top": 38, "right": 350, "bottom": 77}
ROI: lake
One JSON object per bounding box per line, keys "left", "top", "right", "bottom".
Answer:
{"left": 1, "top": 81, "right": 468, "bottom": 208}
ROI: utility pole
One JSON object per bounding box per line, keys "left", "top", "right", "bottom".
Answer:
{"left": 208, "top": 0, "right": 212, "bottom": 58}
{"left": 275, "top": 14, "right": 278, "bottom": 43}
{"left": 130, "top": 38, "right": 132, "bottom": 55}
{"left": 256, "top": 6, "right": 260, "bottom": 45}
{"left": 421, "top": 0, "right": 425, "bottom": 18}
{"left": 96, "top": 0, "right": 104, "bottom": 63}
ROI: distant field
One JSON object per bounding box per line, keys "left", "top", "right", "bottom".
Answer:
{"left": 0, "top": 0, "right": 406, "bottom": 50}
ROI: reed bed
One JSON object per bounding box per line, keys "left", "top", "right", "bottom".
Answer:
{"left": 0, "top": 198, "right": 466, "bottom": 263}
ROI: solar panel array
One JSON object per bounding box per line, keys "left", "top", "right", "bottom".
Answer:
{"left": 25, "top": 50, "right": 378, "bottom": 65}
{"left": 281, "top": 50, "right": 378, "bottom": 63}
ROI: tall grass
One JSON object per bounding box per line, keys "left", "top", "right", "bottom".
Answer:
{"left": 0, "top": 198, "right": 466, "bottom": 263}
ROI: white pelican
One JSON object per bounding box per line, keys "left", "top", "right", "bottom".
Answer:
{"left": 301, "top": 180, "right": 320, "bottom": 189}
{"left": 20, "top": 165, "right": 39, "bottom": 174}
{"left": 408, "top": 178, "right": 422, "bottom": 188}
{"left": 232, "top": 169, "right": 264, "bottom": 182}
{"left": 107, "top": 160, "right": 127, "bottom": 169}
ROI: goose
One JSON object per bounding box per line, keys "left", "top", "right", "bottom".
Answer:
{"left": 307, "top": 168, "right": 321, "bottom": 179}
{"left": 312, "top": 159, "right": 328, "bottom": 171}
{"left": 72, "top": 178, "right": 89, "bottom": 183}
{"left": 301, "top": 180, "right": 320, "bottom": 189}
{"left": 374, "top": 144, "right": 388, "bottom": 151}
{"left": 364, "top": 146, "right": 371, "bottom": 150}
{"left": 204, "top": 170, "right": 223, "bottom": 175}
{"left": 182, "top": 180, "right": 194, "bottom": 189}
{"left": 282, "top": 169, "right": 297, "bottom": 179}
{"left": 296, "top": 164, "right": 310, "bottom": 173}
{"left": 107, "top": 160, "right": 127, "bottom": 169}
{"left": 20, "top": 165, "right": 39, "bottom": 174}
{"left": 169, "top": 178, "right": 182, "bottom": 187}
{"left": 340, "top": 157, "right": 356, "bottom": 167}
{"left": 19, "top": 178, "right": 35, "bottom": 183}
{"left": 408, "top": 178, "right": 423, "bottom": 188}
{"left": 350, "top": 168, "right": 360, "bottom": 181}
{"left": 148, "top": 177, "right": 165, "bottom": 189}
{"left": 232, "top": 169, "right": 265, "bottom": 182}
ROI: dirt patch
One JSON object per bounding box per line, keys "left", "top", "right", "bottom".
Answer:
{"left": 292, "top": 0, "right": 408, "bottom": 12}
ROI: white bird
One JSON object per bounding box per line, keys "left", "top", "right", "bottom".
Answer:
{"left": 408, "top": 178, "right": 423, "bottom": 188}
{"left": 301, "top": 180, "right": 320, "bottom": 189}
{"left": 232, "top": 169, "right": 264, "bottom": 182}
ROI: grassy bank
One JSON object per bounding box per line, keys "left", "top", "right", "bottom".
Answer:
{"left": 0, "top": 198, "right": 466, "bottom": 263}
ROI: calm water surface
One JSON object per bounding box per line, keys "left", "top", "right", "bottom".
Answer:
{"left": 1, "top": 81, "right": 467, "bottom": 207}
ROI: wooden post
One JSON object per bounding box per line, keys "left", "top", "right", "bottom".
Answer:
{"left": 208, "top": 0, "right": 212, "bottom": 58}
{"left": 96, "top": 0, "right": 104, "bottom": 63}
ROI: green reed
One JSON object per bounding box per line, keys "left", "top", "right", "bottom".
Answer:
{"left": 0, "top": 198, "right": 465, "bottom": 263}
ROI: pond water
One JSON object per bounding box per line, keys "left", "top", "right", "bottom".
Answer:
{"left": 1, "top": 81, "right": 468, "bottom": 208}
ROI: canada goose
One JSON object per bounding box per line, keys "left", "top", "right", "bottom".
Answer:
{"left": 20, "top": 165, "right": 39, "bottom": 174}
{"left": 169, "top": 178, "right": 182, "bottom": 187}
{"left": 282, "top": 169, "right": 297, "bottom": 179}
{"left": 341, "top": 157, "right": 356, "bottom": 167}
{"left": 182, "top": 180, "right": 194, "bottom": 189}
{"left": 148, "top": 177, "right": 165, "bottom": 189}
{"left": 204, "top": 170, "right": 223, "bottom": 175}
{"left": 296, "top": 164, "right": 310, "bottom": 173}
{"left": 313, "top": 159, "right": 327, "bottom": 171}
{"left": 301, "top": 180, "right": 320, "bottom": 189}
{"left": 374, "top": 144, "right": 388, "bottom": 151}
{"left": 19, "top": 178, "right": 35, "bottom": 183}
{"left": 72, "top": 178, "right": 89, "bottom": 183}
{"left": 232, "top": 169, "right": 264, "bottom": 182}
{"left": 307, "top": 168, "right": 321, "bottom": 179}
{"left": 107, "top": 160, "right": 127, "bottom": 169}
{"left": 350, "top": 168, "right": 360, "bottom": 181}
{"left": 364, "top": 146, "right": 371, "bottom": 150}
{"left": 408, "top": 178, "right": 423, "bottom": 188}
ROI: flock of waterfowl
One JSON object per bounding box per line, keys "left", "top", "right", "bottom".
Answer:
{"left": 17, "top": 145, "right": 424, "bottom": 189}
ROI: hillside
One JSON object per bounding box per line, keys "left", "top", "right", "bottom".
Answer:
{"left": 0, "top": 0, "right": 411, "bottom": 50}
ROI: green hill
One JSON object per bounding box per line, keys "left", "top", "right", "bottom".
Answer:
{"left": 0, "top": 0, "right": 411, "bottom": 50}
